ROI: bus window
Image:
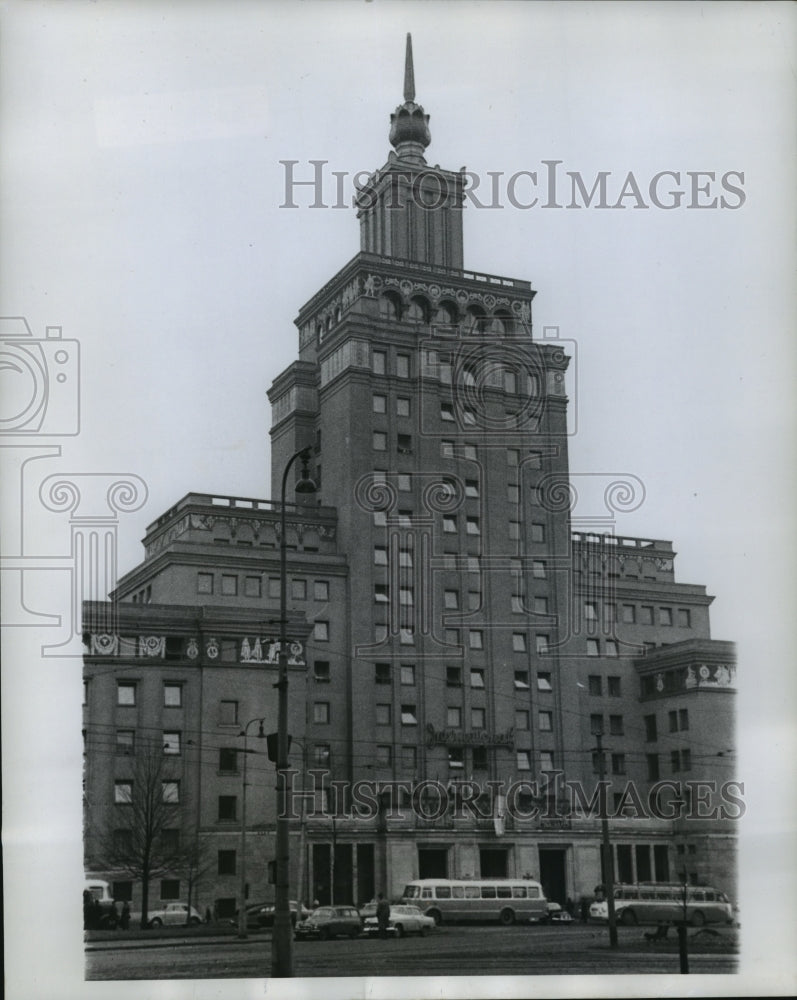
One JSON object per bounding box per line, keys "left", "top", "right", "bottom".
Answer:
{"left": 705, "top": 892, "right": 715, "bottom": 901}
{"left": 436, "top": 886, "right": 451, "bottom": 898}
{"left": 421, "top": 887, "right": 433, "bottom": 899}
{"left": 691, "top": 891, "right": 705, "bottom": 902}
{"left": 640, "top": 890, "right": 655, "bottom": 900}
{"left": 452, "top": 886, "right": 464, "bottom": 898}
{"left": 497, "top": 886, "right": 511, "bottom": 898}
{"left": 528, "top": 886, "right": 540, "bottom": 898}
{"left": 465, "top": 886, "right": 480, "bottom": 899}
{"left": 481, "top": 886, "right": 497, "bottom": 899}
{"left": 512, "top": 886, "right": 527, "bottom": 898}
{"left": 655, "top": 891, "right": 671, "bottom": 900}
{"left": 625, "top": 888, "right": 639, "bottom": 899}
{"left": 404, "top": 885, "right": 419, "bottom": 899}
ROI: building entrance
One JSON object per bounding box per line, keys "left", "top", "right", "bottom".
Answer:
{"left": 538, "top": 847, "right": 567, "bottom": 905}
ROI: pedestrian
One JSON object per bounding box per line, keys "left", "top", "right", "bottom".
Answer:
{"left": 565, "top": 897, "right": 575, "bottom": 918}
{"left": 580, "top": 896, "right": 590, "bottom": 923}
{"left": 376, "top": 893, "right": 391, "bottom": 939}
{"left": 205, "top": 905, "right": 212, "bottom": 924}
{"left": 120, "top": 901, "right": 130, "bottom": 931}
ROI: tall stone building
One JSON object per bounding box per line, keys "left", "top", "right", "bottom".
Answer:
{"left": 83, "top": 36, "right": 737, "bottom": 917}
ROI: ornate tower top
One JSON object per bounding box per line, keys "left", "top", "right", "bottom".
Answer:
{"left": 389, "top": 33, "right": 431, "bottom": 164}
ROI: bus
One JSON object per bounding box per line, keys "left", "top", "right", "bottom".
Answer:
{"left": 589, "top": 883, "right": 734, "bottom": 927}
{"left": 400, "top": 878, "right": 548, "bottom": 926}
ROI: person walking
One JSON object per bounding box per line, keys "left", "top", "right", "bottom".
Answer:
{"left": 376, "top": 893, "right": 391, "bottom": 939}
{"left": 120, "top": 901, "right": 131, "bottom": 931}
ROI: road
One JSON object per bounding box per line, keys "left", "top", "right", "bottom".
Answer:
{"left": 86, "top": 923, "right": 738, "bottom": 980}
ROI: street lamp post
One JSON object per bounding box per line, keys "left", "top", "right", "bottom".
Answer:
{"left": 238, "top": 717, "right": 265, "bottom": 939}
{"left": 272, "top": 446, "right": 317, "bottom": 978}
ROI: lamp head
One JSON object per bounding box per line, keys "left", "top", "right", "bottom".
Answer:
{"left": 295, "top": 447, "right": 317, "bottom": 495}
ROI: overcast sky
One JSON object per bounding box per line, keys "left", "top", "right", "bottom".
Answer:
{"left": 2, "top": 3, "right": 795, "bottom": 998}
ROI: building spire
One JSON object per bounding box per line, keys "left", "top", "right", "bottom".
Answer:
{"left": 404, "top": 33, "right": 415, "bottom": 103}
{"left": 389, "top": 33, "right": 430, "bottom": 163}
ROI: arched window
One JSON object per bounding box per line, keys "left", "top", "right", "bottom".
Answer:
{"left": 432, "top": 301, "right": 457, "bottom": 328}
{"left": 407, "top": 296, "right": 429, "bottom": 323}
{"left": 379, "top": 293, "right": 400, "bottom": 320}
{"left": 464, "top": 305, "right": 486, "bottom": 334}
{"left": 490, "top": 310, "right": 513, "bottom": 335}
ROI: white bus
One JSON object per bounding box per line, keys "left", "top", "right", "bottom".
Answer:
{"left": 400, "top": 878, "right": 548, "bottom": 926}
{"left": 589, "top": 883, "right": 734, "bottom": 927}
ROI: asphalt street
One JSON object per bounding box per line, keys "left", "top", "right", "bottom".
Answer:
{"left": 85, "top": 923, "right": 738, "bottom": 979}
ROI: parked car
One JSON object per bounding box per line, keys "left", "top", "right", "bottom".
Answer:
{"left": 146, "top": 902, "right": 203, "bottom": 928}
{"left": 544, "top": 902, "right": 573, "bottom": 925}
{"left": 363, "top": 904, "right": 435, "bottom": 938}
{"left": 83, "top": 879, "right": 119, "bottom": 930}
{"left": 294, "top": 905, "right": 362, "bottom": 940}
{"left": 236, "top": 900, "right": 311, "bottom": 929}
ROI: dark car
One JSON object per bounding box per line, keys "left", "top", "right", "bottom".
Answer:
{"left": 294, "top": 905, "right": 362, "bottom": 941}
{"left": 236, "top": 900, "right": 310, "bottom": 929}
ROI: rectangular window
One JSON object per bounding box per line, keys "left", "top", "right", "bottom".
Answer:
{"left": 314, "top": 744, "right": 331, "bottom": 766}
{"left": 219, "top": 700, "right": 238, "bottom": 726}
{"left": 117, "top": 682, "right": 136, "bottom": 707}
{"left": 606, "top": 640, "right": 619, "bottom": 658}
{"left": 470, "top": 669, "right": 485, "bottom": 689}
{"left": 533, "top": 596, "right": 548, "bottom": 615}
{"left": 536, "top": 634, "right": 549, "bottom": 655}
{"left": 218, "top": 850, "right": 237, "bottom": 876}
{"left": 584, "top": 601, "right": 598, "bottom": 621}
{"left": 608, "top": 676, "right": 621, "bottom": 697}
{"left": 375, "top": 662, "right": 391, "bottom": 685}
{"left": 517, "top": 751, "right": 531, "bottom": 771}
{"left": 604, "top": 603, "right": 616, "bottom": 623}
{"left": 396, "top": 354, "right": 410, "bottom": 378}
{"left": 244, "top": 575, "right": 261, "bottom": 597}
{"left": 448, "top": 747, "right": 464, "bottom": 770}
{"left": 466, "top": 516, "right": 480, "bottom": 535}
{"left": 514, "top": 670, "right": 530, "bottom": 690}
{"left": 588, "top": 675, "right": 602, "bottom": 696}
{"left": 682, "top": 748, "right": 691, "bottom": 771}
{"left": 440, "top": 438, "right": 455, "bottom": 456}
{"left": 400, "top": 664, "right": 415, "bottom": 685}
{"left": 622, "top": 604, "right": 636, "bottom": 624}
{"left": 373, "top": 431, "right": 387, "bottom": 451}
{"left": 447, "top": 666, "right": 462, "bottom": 687}
{"left": 472, "top": 708, "right": 486, "bottom": 729}
{"left": 313, "top": 702, "right": 330, "bottom": 724}
{"left": 447, "top": 706, "right": 462, "bottom": 727}
{"left": 539, "top": 710, "right": 553, "bottom": 731}
{"left": 314, "top": 621, "right": 329, "bottom": 642}
{"left": 398, "top": 473, "right": 411, "bottom": 492}
{"left": 314, "top": 580, "right": 329, "bottom": 601}
{"left": 219, "top": 748, "right": 238, "bottom": 773}
{"left": 376, "top": 745, "right": 392, "bottom": 767}
{"left": 372, "top": 393, "right": 387, "bottom": 413}
{"left": 532, "top": 560, "right": 546, "bottom": 579}
{"left": 116, "top": 730, "right": 135, "bottom": 755}
{"left": 372, "top": 350, "right": 386, "bottom": 375}
{"left": 197, "top": 572, "right": 213, "bottom": 594}
{"left": 221, "top": 574, "right": 238, "bottom": 596}
{"left": 162, "top": 781, "right": 180, "bottom": 804}
{"left": 397, "top": 396, "right": 410, "bottom": 417}
{"left": 586, "top": 639, "right": 600, "bottom": 657}
{"left": 443, "top": 515, "right": 457, "bottom": 533}
{"left": 375, "top": 704, "right": 391, "bottom": 726}
{"left": 374, "top": 583, "right": 389, "bottom": 604}
{"left": 114, "top": 781, "right": 133, "bottom": 804}
{"left": 647, "top": 753, "right": 660, "bottom": 780}
{"left": 511, "top": 594, "right": 524, "bottom": 613}
{"left": 399, "top": 628, "right": 414, "bottom": 645}
{"left": 512, "top": 633, "right": 527, "bottom": 652}
{"left": 444, "top": 589, "right": 459, "bottom": 609}
{"left": 218, "top": 795, "right": 237, "bottom": 821}
{"left": 397, "top": 433, "right": 413, "bottom": 454}
{"left": 644, "top": 714, "right": 658, "bottom": 741}
{"left": 465, "top": 479, "right": 479, "bottom": 499}
{"left": 669, "top": 710, "right": 679, "bottom": 733}
{"left": 679, "top": 708, "right": 689, "bottom": 730}
{"left": 507, "top": 448, "right": 520, "bottom": 466}
{"left": 401, "top": 705, "right": 418, "bottom": 725}
{"left": 531, "top": 523, "right": 545, "bottom": 543}
{"left": 540, "top": 751, "right": 555, "bottom": 772}
{"left": 291, "top": 579, "right": 307, "bottom": 600}
{"left": 671, "top": 750, "right": 681, "bottom": 773}
{"left": 441, "top": 403, "right": 455, "bottom": 422}
{"left": 640, "top": 605, "right": 654, "bottom": 625}
{"left": 399, "top": 587, "right": 414, "bottom": 606}
{"left": 313, "top": 661, "right": 330, "bottom": 683}
{"left": 468, "top": 629, "right": 483, "bottom": 650}
{"left": 374, "top": 546, "right": 388, "bottom": 566}
{"left": 515, "top": 710, "right": 530, "bottom": 730}
{"left": 163, "top": 731, "right": 181, "bottom": 755}
{"left": 268, "top": 578, "right": 281, "bottom": 599}
{"left": 677, "top": 608, "right": 691, "bottom": 628}
{"left": 537, "top": 672, "right": 552, "bottom": 692}
{"left": 590, "top": 713, "right": 604, "bottom": 736}
{"left": 659, "top": 607, "right": 673, "bottom": 626}
{"left": 160, "top": 880, "right": 180, "bottom": 901}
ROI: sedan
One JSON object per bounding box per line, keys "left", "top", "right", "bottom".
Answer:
{"left": 147, "top": 902, "right": 203, "bottom": 928}
{"left": 294, "top": 905, "right": 362, "bottom": 941}
{"left": 363, "top": 904, "right": 435, "bottom": 938}
{"left": 237, "top": 900, "right": 311, "bottom": 929}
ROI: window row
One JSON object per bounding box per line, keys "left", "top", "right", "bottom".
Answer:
{"left": 643, "top": 708, "right": 689, "bottom": 742}
{"left": 586, "top": 638, "right": 619, "bottom": 657}
{"left": 117, "top": 681, "right": 184, "bottom": 708}
{"left": 197, "top": 572, "right": 329, "bottom": 601}
{"left": 115, "top": 780, "right": 180, "bottom": 804}
{"left": 585, "top": 602, "right": 692, "bottom": 628}
{"left": 114, "top": 730, "right": 182, "bottom": 755}
{"left": 646, "top": 749, "right": 692, "bottom": 779}
{"left": 372, "top": 393, "right": 411, "bottom": 417}
{"left": 586, "top": 675, "right": 623, "bottom": 697}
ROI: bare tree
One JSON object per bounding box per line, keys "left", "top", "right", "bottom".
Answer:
{"left": 94, "top": 741, "right": 187, "bottom": 929}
